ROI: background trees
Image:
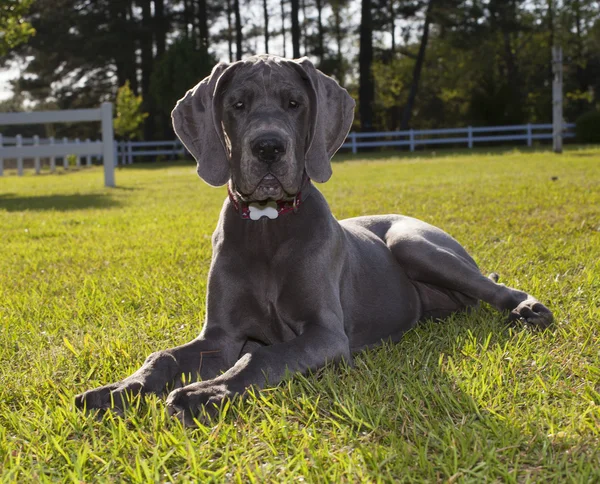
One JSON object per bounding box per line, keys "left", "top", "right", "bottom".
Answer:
{"left": 2, "top": 0, "right": 599, "bottom": 138}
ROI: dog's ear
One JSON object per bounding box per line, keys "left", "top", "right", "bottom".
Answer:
{"left": 171, "top": 62, "right": 231, "bottom": 186}
{"left": 294, "top": 57, "right": 355, "bottom": 183}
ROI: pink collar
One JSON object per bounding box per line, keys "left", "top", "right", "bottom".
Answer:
{"left": 228, "top": 175, "right": 310, "bottom": 220}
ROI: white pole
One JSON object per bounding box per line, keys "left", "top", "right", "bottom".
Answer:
{"left": 86, "top": 139, "right": 92, "bottom": 166}
{"left": 49, "top": 137, "right": 56, "bottom": 172}
{"left": 527, "top": 123, "right": 532, "bottom": 147}
{"left": 63, "top": 137, "right": 69, "bottom": 169}
{"left": 0, "top": 133, "right": 3, "bottom": 176}
{"left": 468, "top": 126, "right": 473, "bottom": 149}
{"left": 34, "top": 135, "right": 41, "bottom": 174}
{"left": 16, "top": 134, "right": 23, "bottom": 176}
{"left": 128, "top": 140, "right": 133, "bottom": 164}
{"left": 101, "top": 102, "right": 115, "bottom": 187}
{"left": 552, "top": 45, "right": 563, "bottom": 154}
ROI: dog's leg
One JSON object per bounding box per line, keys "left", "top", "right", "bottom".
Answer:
{"left": 165, "top": 324, "right": 351, "bottom": 427}
{"left": 385, "top": 221, "right": 553, "bottom": 327}
{"left": 75, "top": 328, "right": 240, "bottom": 414}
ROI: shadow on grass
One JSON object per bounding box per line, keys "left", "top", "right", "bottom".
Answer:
{"left": 0, "top": 193, "right": 121, "bottom": 212}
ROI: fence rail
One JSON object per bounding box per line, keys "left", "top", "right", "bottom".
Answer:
{"left": 0, "top": 122, "right": 576, "bottom": 175}
{"left": 116, "top": 140, "right": 185, "bottom": 165}
{"left": 340, "top": 123, "right": 576, "bottom": 153}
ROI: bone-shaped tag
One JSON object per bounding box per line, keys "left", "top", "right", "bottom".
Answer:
{"left": 248, "top": 201, "right": 279, "bottom": 220}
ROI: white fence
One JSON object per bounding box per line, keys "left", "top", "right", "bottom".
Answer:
{"left": 0, "top": 122, "right": 576, "bottom": 173}
{"left": 340, "top": 123, "right": 576, "bottom": 153}
{"left": 0, "top": 103, "right": 115, "bottom": 187}
{"left": 116, "top": 122, "right": 575, "bottom": 162}
{"left": 116, "top": 139, "right": 185, "bottom": 165}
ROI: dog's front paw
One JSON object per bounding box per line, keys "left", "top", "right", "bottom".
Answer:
{"left": 74, "top": 380, "right": 144, "bottom": 416}
{"left": 508, "top": 299, "right": 554, "bottom": 329}
{"left": 166, "top": 382, "right": 232, "bottom": 428}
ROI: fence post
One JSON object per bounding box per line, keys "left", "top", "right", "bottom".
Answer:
{"left": 409, "top": 129, "right": 415, "bottom": 152}
{"left": 468, "top": 126, "right": 473, "bottom": 149}
{"left": 63, "top": 137, "right": 69, "bottom": 169}
{"left": 34, "top": 135, "right": 41, "bottom": 174}
{"left": 101, "top": 102, "right": 116, "bottom": 187}
{"left": 75, "top": 138, "right": 81, "bottom": 167}
{"left": 526, "top": 123, "right": 532, "bottom": 147}
{"left": 16, "top": 135, "right": 23, "bottom": 176}
{"left": 128, "top": 139, "right": 133, "bottom": 164}
{"left": 0, "top": 133, "right": 3, "bottom": 176}
{"left": 86, "top": 139, "right": 92, "bottom": 166}
{"left": 49, "top": 137, "right": 56, "bottom": 172}
{"left": 350, "top": 132, "right": 357, "bottom": 154}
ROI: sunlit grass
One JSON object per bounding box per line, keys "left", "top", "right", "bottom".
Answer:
{"left": 1, "top": 146, "right": 599, "bottom": 481}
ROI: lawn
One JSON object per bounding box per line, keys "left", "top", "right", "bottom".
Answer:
{"left": 1, "top": 147, "right": 599, "bottom": 482}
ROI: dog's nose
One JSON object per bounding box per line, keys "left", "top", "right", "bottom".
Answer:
{"left": 251, "top": 136, "right": 286, "bottom": 164}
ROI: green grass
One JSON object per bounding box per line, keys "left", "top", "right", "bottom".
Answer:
{"left": 1, "top": 146, "right": 599, "bottom": 482}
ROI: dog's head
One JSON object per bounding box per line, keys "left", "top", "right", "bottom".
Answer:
{"left": 172, "top": 55, "right": 355, "bottom": 201}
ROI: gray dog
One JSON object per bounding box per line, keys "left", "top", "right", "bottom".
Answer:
{"left": 75, "top": 55, "right": 553, "bottom": 426}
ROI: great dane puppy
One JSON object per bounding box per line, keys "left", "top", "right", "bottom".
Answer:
{"left": 75, "top": 55, "right": 553, "bottom": 426}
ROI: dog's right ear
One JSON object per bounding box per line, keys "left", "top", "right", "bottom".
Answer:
{"left": 171, "top": 62, "right": 231, "bottom": 187}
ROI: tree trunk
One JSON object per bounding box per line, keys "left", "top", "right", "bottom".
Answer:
{"left": 197, "top": 0, "right": 209, "bottom": 50}
{"left": 281, "top": 0, "right": 286, "bottom": 57}
{"left": 263, "top": 0, "right": 269, "bottom": 53}
{"left": 154, "top": 0, "right": 166, "bottom": 57}
{"left": 359, "top": 0, "right": 374, "bottom": 130}
{"left": 183, "top": 0, "right": 190, "bottom": 39}
{"left": 400, "top": 0, "right": 434, "bottom": 130}
{"left": 301, "top": 0, "right": 308, "bottom": 55}
{"left": 140, "top": 0, "right": 155, "bottom": 140}
{"left": 390, "top": 0, "right": 395, "bottom": 53}
{"left": 315, "top": 0, "right": 324, "bottom": 62}
{"left": 290, "top": 0, "right": 300, "bottom": 58}
{"left": 126, "top": 1, "right": 138, "bottom": 94}
{"left": 234, "top": 0, "right": 242, "bottom": 60}
{"left": 227, "top": 0, "right": 234, "bottom": 62}
{"left": 333, "top": 0, "right": 344, "bottom": 83}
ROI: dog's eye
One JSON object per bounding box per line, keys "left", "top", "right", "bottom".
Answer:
{"left": 233, "top": 101, "right": 245, "bottom": 110}
{"left": 288, "top": 100, "right": 300, "bottom": 109}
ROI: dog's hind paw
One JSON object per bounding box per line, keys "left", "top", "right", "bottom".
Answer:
{"left": 508, "top": 299, "right": 554, "bottom": 329}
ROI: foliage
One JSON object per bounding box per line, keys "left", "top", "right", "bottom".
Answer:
{"left": 114, "top": 81, "right": 148, "bottom": 140}
{"left": 1, "top": 148, "right": 599, "bottom": 480}
{"left": 575, "top": 110, "right": 600, "bottom": 143}
{"left": 0, "top": 0, "right": 35, "bottom": 56}
{"left": 149, "top": 39, "right": 216, "bottom": 122}
{"left": 6, "top": 0, "right": 600, "bottom": 136}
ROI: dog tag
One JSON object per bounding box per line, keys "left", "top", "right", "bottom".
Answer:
{"left": 248, "top": 201, "right": 279, "bottom": 220}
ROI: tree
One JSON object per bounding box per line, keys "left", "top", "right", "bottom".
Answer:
{"left": 359, "top": 0, "right": 374, "bottom": 130}
{"left": 400, "top": 0, "right": 435, "bottom": 129}
{"left": 0, "top": 0, "right": 35, "bottom": 56}
{"left": 263, "top": 0, "right": 270, "bottom": 53}
{"left": 150, "top": 38, "right": 216, "bottom": 138}
{"left": 114, "top": 81, "right": 149, "bottom": 140}
{"left": 234, "top": 0, "right": 242, "bottom": 59}
{"left": 291, "top": 0, "right": 301, "bottom": 57}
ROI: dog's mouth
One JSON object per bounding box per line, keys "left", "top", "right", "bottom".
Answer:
{"left": 248, "top": 174, "right": 286, "bottom": 201}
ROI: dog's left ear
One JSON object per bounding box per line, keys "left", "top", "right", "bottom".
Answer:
{"left": 293, "top": 58, "right": 355, "bottom": 183}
